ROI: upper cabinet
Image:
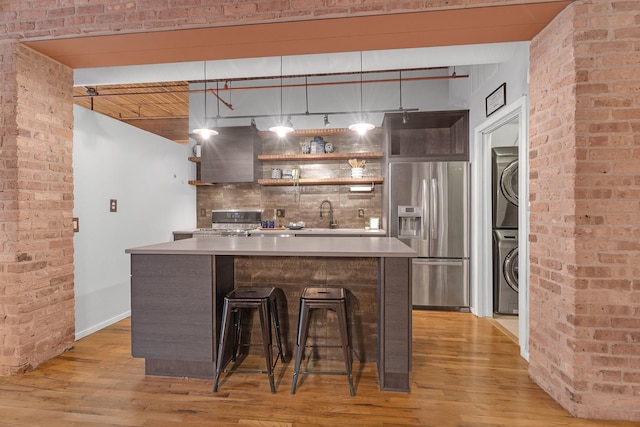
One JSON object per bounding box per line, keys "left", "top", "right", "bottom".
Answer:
{"left": 200, "top": 125, "right": 262, "bottom": 184}
{"left": 383, "top": 110, "right": 469, "bottom": 161}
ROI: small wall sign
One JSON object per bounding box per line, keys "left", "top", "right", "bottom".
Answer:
{"left": 486, "top": 83, "right": 506, "bottom": 117}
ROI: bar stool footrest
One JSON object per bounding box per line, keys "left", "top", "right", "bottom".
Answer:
{"left": 300, "top": 370, "right": 350, "bottom": 375}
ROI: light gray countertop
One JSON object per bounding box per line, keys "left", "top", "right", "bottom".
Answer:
{"left": 126, "top": 236, "right": 415, "bottom": 257}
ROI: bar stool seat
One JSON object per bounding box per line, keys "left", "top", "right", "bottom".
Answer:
{"left": 291, "top": 286, "right": 355, "bottom": 396}
{"left": 213, "top": 286, "right": 284, "bottom": 394}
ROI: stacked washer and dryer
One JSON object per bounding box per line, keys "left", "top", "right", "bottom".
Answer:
{"left": 491, "top": 147, "right": 519, "bottom": 315}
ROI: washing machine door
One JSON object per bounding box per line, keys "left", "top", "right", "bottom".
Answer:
{"left": 500, "top": 159, "right": 519, "bottom": 207}
{"left": 503, "top": 246, "right": 519, "bottom": 293}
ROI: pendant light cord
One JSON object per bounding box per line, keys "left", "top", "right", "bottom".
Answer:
{"left": 203, "top": 61, "right": 207, "bottom": 123}
{"left": 399, "top": 70, "right": 403, "bottom": 110}
{"left": 279, "top": 57, "right": 284, "bottom": 121}
{"left": 359, "top": 51, "right": 364, "bottom": 116}
{"left": 216, "top": 80, "right": 220, "bottom": 117}
{"left": 305, "top": 76, "right": 309, "bottom": 115}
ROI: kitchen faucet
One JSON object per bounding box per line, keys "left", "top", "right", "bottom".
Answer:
{"left": 319, "top": 200, "right": 338, "bottom": 229}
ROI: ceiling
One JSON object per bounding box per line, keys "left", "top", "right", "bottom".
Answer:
{"left": 73, "top": 82, "right": 191, "bottom": 143}
{"left": 57, "top": 2, "right": 571, "bottom": 143}
{"left": 71, "top": 67, "right": 464, "bottom": 143}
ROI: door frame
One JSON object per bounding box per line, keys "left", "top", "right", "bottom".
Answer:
{"left": 470, "top": 95, "right": 529, "bottom": 360}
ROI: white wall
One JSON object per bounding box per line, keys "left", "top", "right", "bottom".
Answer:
{"left": 461, "top": 42, "right": 530, "bottom": 134}
{"left": 73, "top": 105, "right": 196, "bottom": 339}
{"left": 447, "top": 42, "right": 530, "bottom": 314}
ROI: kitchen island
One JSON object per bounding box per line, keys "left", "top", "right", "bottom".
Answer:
{"left": 125, "top": 236, "right": 416, "bottom": 392}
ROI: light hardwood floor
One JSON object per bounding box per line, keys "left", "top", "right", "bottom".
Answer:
{"left": 0, "top": 311, "right": 635, "bottom": 427}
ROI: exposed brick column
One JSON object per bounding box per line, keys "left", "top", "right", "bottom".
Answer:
{"left": 528, "top": 0, "right": 640, "bottom": 421}
{"left": 0, "top": 43, "right": 75, "bottom": 376}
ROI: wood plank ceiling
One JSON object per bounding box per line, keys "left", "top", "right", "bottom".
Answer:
{"left": 73, "top": 82, "right": 190, "bottom": 143}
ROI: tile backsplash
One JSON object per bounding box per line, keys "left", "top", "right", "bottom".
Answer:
{"left": 196, "top": 128, "right": 383, "bottom": 228}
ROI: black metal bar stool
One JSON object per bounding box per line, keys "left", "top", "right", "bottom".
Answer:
{"left": 213, "top": 286, "right": 284, "bottom": 394}
{"left": 291, "top": 286, "right": 355, "bottom": 396}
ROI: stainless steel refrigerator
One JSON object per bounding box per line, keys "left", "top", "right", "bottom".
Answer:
{"left": 389, "top": 162, "right": 470, "bottom": 309}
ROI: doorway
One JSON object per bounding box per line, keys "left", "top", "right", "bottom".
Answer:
{"left": 471, "top": 96, "right": 529, "bottom": 360}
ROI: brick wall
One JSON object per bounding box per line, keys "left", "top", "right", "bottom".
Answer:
{"left": 528, "top": 0, "right": 640, "bottom": 421}
{"left": 0, "top": 44, "right": 75, "bottom": 375}
{"left": 0, "top": 42, "right": 20, "bottom": 374}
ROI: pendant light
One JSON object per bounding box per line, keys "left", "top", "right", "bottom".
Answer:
{"left": 349, "top": 51, "right": 375, "bottom": 135}
{"left": 191, "top": 61, "right": 218, "bottom": 139}
{"left": 269, "top": 57, "right": 294, "bottom": 137}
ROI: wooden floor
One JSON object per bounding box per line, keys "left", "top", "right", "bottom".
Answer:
{"left": 0, "top": 311, "right": 635, "bottom": 427}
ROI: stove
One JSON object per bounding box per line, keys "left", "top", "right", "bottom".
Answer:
{"left": 193, "top": 209, "right": 262, "bottom": 237}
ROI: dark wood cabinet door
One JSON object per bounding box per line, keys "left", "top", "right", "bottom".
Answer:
{"left": 131, "top": 254, "right": 214, "bottom": 362}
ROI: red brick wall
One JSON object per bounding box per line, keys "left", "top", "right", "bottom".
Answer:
{"left": 0, "top": 42, "right": 21, "bottom": 374}
{"left": 529, "top": 0, "right": 640, "bottom": 421}
{"left": 0, "top": 44, "right": 75, "bottom": 375}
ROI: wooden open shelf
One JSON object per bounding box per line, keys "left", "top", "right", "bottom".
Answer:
{"left": 258, "top": 152, "right": 383, "bottom": 162}
{"left": 257, "top": 177, "right": 383, "bottom": 186}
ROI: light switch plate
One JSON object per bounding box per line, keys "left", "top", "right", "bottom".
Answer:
{"left": 110, "top": 199, "right": 117, "bottom": 212}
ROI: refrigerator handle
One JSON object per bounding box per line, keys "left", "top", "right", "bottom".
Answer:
{"left": 412, "top": 258, "right": 464, "bottom": 267}
{"left": 430, "top": 178, "right": 438, "bottom": 239}
{"left": 421, "top": 179, "right": 428, "bottom": 240}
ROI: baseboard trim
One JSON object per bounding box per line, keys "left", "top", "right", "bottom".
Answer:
{"left": 75, "top": 311, "right": 131, "bottom": 340}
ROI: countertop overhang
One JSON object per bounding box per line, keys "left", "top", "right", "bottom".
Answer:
{"left": 126, "top": 236, "right": 416, "bottom": 257}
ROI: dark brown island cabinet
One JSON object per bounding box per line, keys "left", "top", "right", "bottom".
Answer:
{"left": 126, "top": 236, "right": 416, "bottom": 392}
